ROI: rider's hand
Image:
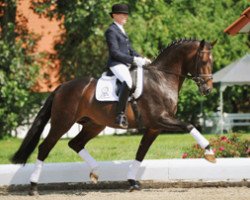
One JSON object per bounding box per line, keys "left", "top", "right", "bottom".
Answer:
{"left": 144, "top": 57, "right": 151, "bottom": 65}
{"left": 133, "top": 57, "right": 147, "bottom": 67}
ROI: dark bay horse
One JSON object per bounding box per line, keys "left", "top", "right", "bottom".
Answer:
{"left": 12, "top": 39, "right": 216, "bottom": 194}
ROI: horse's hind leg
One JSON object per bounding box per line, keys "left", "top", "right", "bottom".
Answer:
{"left": 127, "top": 128, "right": 160, "bottom": 191}
{"left": 29, "top": 120, "right": 75, "bottom": 195}
{"left": 68, "top": 121, "right": 105, "bottom": 183}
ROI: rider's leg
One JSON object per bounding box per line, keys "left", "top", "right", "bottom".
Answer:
{"left": 110, "top": 64, "right": 132, "bottom": 128}
{"left": 115, "top": 82, "right": 130, "bottom": 127}
{"left": 110, "top": 64, "right": 133, "bottom": 89}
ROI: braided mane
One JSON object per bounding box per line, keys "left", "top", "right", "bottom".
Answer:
{"left": 149, "top": 38, "right": 203, "bottom": 65}
{"left": 160, "top": 38, "right": 199, "bottom": 54}
{"left": 146, "top": 38, "right": 201, "bottom": 80}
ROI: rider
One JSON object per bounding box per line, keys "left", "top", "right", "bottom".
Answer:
{"left": 105, "top": 3, "right": 150, "bottom": 128}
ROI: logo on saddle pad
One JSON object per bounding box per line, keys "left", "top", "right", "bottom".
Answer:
{"left": 95, "top": 66, "right": 144, "bottom": 101}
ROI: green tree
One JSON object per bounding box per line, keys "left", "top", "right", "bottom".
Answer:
{"left": 32, "top": 0, "right": 249, "bottom": 127}
{"left": 0, "top": 1, "right": 42, "bottom": 138}
{"left": 31, "top": 0, "right": 249, "bottom": 76}
{"left": 2, "top": 0, "right": 249, "bottom": 136}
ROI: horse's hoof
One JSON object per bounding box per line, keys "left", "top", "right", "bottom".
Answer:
{"left": 128, "top": 179, "right": 140, "bottom": 192}
{"left": 90, "top": 172, "right": 99, "bottom": 184}
{"left": 29, "top": 182, "right": 39, "bottom": 196}
{"left": 205, "top": 154, "right": 216, "bottom": 163}
{"left": 129, "top": 184, "right": 140, "bottom": 192}
{"left": 28, "top": 190, "right": 39, "bottom": 196}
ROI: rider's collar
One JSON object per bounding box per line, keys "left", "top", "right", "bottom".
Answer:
{"left": 114, "top": 21, "right": 126, "bottom": 35}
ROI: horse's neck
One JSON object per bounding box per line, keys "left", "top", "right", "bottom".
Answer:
{"left": 143, "top": 67, "right": 184, "bottom": 101}
{"left": 152, "top": 54, "right": 186, "bottom": 76}
{"left": 150, "top": 46, "right": 192, "bottom": 92}
{"left": 152, "top": 41, "right": 197, "bottom": 77}
{"left": 146, "top": 59, "right": 186, "bottom": 91}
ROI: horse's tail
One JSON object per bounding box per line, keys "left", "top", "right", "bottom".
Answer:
{"left": 11, "top": 89, "right": 57, "bottom": 164}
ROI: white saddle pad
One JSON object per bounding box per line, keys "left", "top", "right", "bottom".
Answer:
{"left": 95, "top": 66, "right": 144, "bottom": 101}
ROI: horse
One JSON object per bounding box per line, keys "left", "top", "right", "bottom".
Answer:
{"left": 11, "top": 39, "right": 216, "bottom": 195}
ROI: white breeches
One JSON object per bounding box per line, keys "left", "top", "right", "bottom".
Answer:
{"left": 110, "top": 64, "right": 132, "bottom": 89}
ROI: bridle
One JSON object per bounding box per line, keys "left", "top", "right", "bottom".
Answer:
{"left": 192, "top": 48, "right": 213, "bottom": 87}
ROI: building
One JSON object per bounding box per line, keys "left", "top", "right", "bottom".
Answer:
{"left": 224, "top": 7, "right": 250, "bottom": 35}
{"left": 16, "top": 0, "right": 64, "bottom": 92}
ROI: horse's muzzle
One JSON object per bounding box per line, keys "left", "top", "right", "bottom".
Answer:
{"left": 204, "top": 87, "right": 212, "bottom": 95}
{"left": 199, "top": 85, "right": 212, "bottom": 96}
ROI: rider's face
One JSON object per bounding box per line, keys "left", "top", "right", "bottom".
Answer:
{"left": 113, "top": 13, "right": 128, "bottom": 25}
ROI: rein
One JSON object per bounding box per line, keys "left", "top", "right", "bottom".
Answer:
{"left": 144, "top": 65, "right": 194, "bottom": 79}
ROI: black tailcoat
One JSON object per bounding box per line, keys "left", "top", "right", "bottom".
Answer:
{"left": 105, "top": 23, "right": 140, "bottom": 68}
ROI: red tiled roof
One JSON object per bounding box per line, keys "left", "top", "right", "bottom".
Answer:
{"left": 224, "top": 7, "right": 250, "bottom": 36}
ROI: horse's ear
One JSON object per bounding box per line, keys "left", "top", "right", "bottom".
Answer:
{"left": 199, "top": 39, "right": 206, "bottom": 49}
{"left": 210, "top": 39, "right": 218, "bottom": 47}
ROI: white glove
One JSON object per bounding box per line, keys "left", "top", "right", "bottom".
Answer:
{"left": 144, "top": 57, "right": 152, "bottom": 65}
{"left": 133, "top": 57, "right": 146, "bottom": 67}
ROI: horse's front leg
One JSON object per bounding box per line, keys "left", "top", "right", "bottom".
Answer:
{"left": 68, "top": 122, "right": 106, "bottom": 184}
{"left": 157, "top": 114, "right": 216, "bottom": 163}
{"left": 127, "top": 128, "right": 160, "bottom": 191}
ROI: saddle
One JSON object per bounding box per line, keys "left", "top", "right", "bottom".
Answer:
{"left": 95, "top": 66, "right": 144, "bottom": 102}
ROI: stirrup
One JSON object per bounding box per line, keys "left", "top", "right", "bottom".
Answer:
{"left": 115, "top": 113, "right": 128, "bottom": 128}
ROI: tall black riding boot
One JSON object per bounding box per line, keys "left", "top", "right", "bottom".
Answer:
{"left": 115, "top": 81, "right": 130, "bottom": 128}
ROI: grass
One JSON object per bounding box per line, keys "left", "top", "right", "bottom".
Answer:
{"left": 0, "top": 133, "right": 249, "bottom": 164}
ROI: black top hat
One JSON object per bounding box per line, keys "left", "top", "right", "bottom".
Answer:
{"left": 110, "top": 4, "right": 129, "bottom": 16}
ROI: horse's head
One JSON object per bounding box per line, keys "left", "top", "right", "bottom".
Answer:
{"left": 188, "top": 40, "right": 215, "bottom": 96}
{"left": 149, "top": 39, "right": 216, "bottom": 96}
